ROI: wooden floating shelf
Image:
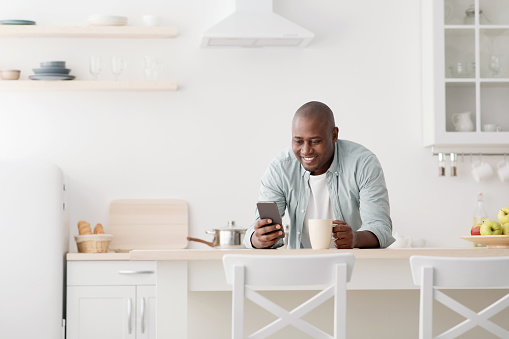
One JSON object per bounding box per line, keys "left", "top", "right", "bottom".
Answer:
{"left": 0, "top": 80, "right": 178, "bottom": 91}
{"left": 0, "top": 25, "right": 177, "bottom": 38}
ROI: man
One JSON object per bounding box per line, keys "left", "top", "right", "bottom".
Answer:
{"left": 244, "top": 101, "right": 394, "bottom": 249}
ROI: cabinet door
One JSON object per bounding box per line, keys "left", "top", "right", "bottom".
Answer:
{"left": 422, "top": 0, "right": 509, "bottom": 149}
{"left": 67, "top": 286, "right": 136, "bottom": 339}
{"left": 136, "top": 286, "right": 157, "bottom": 339}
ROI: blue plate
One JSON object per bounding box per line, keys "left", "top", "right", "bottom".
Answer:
{"left": 0, "top": 20, "right": 36, "bottom": 25}
{"left": 29, "top": 74, "right": 75, "bottom": 81}
{"left": 33, "top": 68, "right": 71, "bottom": 75}
{"left": 40, "top": 61, "right": 66, "bottom": 68}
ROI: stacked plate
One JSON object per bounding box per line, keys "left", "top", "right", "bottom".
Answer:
{"left": 88, "top": 15, "right": 128, "bottom": 26}
{"left": 29, "top": 61, "right": 75, "bottom": 81}
{"left": 0, "top": 20, "right": 36, "bottom": 25}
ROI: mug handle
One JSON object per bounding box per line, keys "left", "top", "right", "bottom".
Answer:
{"left": 451, "top": 113, "right": 459, "bottom": 126}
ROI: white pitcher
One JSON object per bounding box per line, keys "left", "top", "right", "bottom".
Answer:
{"left": 452, "top": 112, "right": 474, "bottom": 132}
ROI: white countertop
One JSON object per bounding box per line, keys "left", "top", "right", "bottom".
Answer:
{"left": 65, "top": 247, "right": 509, "bottom": 261}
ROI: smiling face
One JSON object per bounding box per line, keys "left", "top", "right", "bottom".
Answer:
{"left": 292, "top": 114, "right": 338, "bottom": 175}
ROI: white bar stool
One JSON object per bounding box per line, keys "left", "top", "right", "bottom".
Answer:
{"left": 410, "top": 255, "right": 509, "bottom": 339}
{"left": 223, "top": 253, "right": 355, "bottom": 339}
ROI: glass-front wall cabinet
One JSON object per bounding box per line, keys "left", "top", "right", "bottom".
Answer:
{"left": 422, "top": 0, "right": 509, "bottom": 148}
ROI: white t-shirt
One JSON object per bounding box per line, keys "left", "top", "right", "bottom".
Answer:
{"left": 302, "top": 172, "right": 335, "bottom": 248}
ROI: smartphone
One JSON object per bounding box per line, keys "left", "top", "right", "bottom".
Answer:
{"left": 257, "top": 201, "right": 285, "bottom": 238}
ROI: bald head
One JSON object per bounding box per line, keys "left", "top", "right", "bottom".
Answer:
{"left": 291, "top": 101, "right": 339, "bottom": 175}
{"left": 292, "top": 101, "right": 336, "bottom": 133}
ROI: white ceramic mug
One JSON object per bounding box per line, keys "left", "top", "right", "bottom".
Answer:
{"left": 308, "top": 219, "right": 332, "bottom": 249}
{"left": 497, "top": 160, "right": 509, "bottom": 182}
{"left": 471, "top": 160, "right": 493, "bottom": 182}
{"left": 483, "top": 124, "right": 502, "bottom": 132}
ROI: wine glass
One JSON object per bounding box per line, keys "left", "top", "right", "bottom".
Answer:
{"left": 143, "top": 56, "right": 160, "bottom": 81}
{"left": 89, "top": 56, "right": 102, "bottom": 80}
{"left": 111, "top": 57, "right": 126, "bottom": 81}
{"left": 489, "top": 55, "right": 501, "bottom": 77}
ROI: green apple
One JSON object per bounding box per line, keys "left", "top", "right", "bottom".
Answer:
{"left": 503, "top": 223, "right": 509, "bottom": 235}
{"left": 480, "top": 220, "right": 502, "bottom": 235}
{"left": 498, "top": 207, "right": 509, "bottom": 225}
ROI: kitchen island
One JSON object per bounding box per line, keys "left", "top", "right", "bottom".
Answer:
{"left": 125, "top": 247, "right": 509, "bottom": 338}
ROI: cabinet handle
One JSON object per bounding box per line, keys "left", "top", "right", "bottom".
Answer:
{"left": 127, "top": 298, "right": 133, "bottom": 334}
{"left": 141, "top": 297, "right": 146, "bottom": 334}
{"left": 118, "top": 270, "right": 155, "bottom": 275}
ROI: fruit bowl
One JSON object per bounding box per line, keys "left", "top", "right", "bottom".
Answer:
{"left": 460, "top": 235, "right": 509, "bottom": 248}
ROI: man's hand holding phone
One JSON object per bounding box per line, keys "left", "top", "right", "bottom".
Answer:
{"left": 251, "top": 218, "right": 284, "bottom": 249}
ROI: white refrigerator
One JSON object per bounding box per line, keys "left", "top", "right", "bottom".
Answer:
{"left": 0, "top": 160, "right": 69, "bottom": 339}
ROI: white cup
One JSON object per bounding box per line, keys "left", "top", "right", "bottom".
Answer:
{"left": 497, "top": 160, "right": 509, "bottom": 182}
{"left": 471, "top": 160, "right": 493, "bottom": 182}
{"left": 483, "top": 124, "right": 502, "bottom": 132}
{"left": 142, "top": 15, "right": 161, "bottom": 26}
{"left": 308, "top": 219, "right": 332, "bottom": 249}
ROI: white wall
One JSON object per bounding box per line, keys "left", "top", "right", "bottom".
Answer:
{"left": 1, "top": 1, "right": 507, "bottom": 247}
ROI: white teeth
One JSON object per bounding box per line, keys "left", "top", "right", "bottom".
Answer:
{"left": 303, "top": 157, "right": 314, "bottom": 161}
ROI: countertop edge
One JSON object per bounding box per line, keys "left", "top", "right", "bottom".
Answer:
{"left": 128, "top": 248, "right": 509, "bottom": 261}
{"left": 66, "top": 252, "right": 131, "bottom": 261}
{"left": 66, "top": 248, "right": 509, "bottom": 261}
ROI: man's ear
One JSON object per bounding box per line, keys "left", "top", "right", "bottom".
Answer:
{"left": 332, "top": 127, "right": 339, "bottom": 142}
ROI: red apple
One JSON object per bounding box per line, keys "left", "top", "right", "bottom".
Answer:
{"left": 471, "top": 225, "right": 481, "bottom": 236}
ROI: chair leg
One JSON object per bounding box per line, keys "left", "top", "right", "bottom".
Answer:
{"left": 420, "top": 266, "right": 433, "bottom": 339}
{"left": 334, "top": 263, "right": 347, "bottom": 339}
{"left": 232, "top": 265, "right": 245, "bottom": 339}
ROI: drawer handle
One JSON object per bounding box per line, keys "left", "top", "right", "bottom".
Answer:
{"left": 141, "top": 297, "right": 146, "bottom": 334}
{"left": 118, "top": 270, "right": 155, "bottom": 275}
{"left": 127, "top": 298, "right": 133, "bottom": 334}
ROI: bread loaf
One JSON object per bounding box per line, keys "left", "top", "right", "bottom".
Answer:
{"left": 78, "top": 220, "right": 92, "bottom": 235}
{"left": 94, "top": 223, "right": 105, "bottom": 234}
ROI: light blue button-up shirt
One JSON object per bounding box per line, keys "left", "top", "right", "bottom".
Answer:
{"left": 244, "top": 139, "right": 395, "bottom": 249}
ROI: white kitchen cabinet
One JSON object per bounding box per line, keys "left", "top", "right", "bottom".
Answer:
{"left": 422, "top": 0, "right": 509, "bottom": 150}
{"left": 66, "top": 261, "right": 156, "bottom": 339}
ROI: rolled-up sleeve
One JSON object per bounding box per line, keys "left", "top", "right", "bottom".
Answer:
{"left": 356, "top": 155, "right": 394, "bottom": 248}
{"left": 244, "top": 162, "right": 286, "bottom": 249}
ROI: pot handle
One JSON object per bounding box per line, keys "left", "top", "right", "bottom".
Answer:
{"left": 187, "top": 237, "right": 214, "bottom": 247}
{"left": 205, "top": 230, "right": 215, "bottom": 235}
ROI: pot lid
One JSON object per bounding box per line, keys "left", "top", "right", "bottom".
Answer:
{"left": 213, "top": 220, "right": 247, "bottom": 231}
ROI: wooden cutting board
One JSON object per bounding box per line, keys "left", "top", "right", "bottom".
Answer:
{"left": 108, "top": 199, "right": 188, "bottom": 251}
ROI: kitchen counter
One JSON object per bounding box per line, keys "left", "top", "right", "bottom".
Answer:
{"left": 128, "top": 247, "right": 509, "bottom": 261}
{"left": 65, "top": 247, "right": 509, "bottom": 261}
{"left": 122, "top": 247, "right": 509, "bottom": 338}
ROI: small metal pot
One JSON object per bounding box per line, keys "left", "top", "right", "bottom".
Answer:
{"left": 187, "top": 220, "right": 246, "bottom": 248}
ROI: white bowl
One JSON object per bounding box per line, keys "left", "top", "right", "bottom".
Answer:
{"left": 88, "top": 15, "right": 128, "bottom": 26}
{"left": 1, "top": 70, "right": 20, "bottom": 80}
{"left": 142, "top": 15, "right": 161, "bottom": 26}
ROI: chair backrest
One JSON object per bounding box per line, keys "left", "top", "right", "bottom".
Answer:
{"left": 410, "top": 255, "right": 509, "bottom": 288}
{"left": 223, "top": 253, "right": 355, "bottom": 339}
{"left": 223, "top": 253, "right": 355, "bottom": 287}
{"left": 410, "top": 255, "right": 509, "bottom": 339}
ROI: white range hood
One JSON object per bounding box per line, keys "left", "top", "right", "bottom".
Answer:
{"left": 201, "top": 0, "right": 314, "bottom": 48}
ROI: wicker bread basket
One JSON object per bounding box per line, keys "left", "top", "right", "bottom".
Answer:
{"left": 75, "top": 234, "right": 113, "bottom": 253}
